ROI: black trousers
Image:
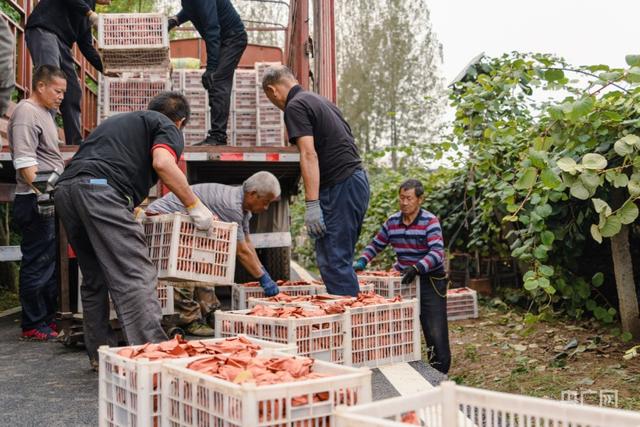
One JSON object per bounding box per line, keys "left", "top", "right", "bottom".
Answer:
{"left": 13, "top": 194, "right": 57, "bottom": 330}
{"left": 205, "top": 31, "right": 247, "bottom": 141}
{"left": 55, "top": 176, "right": 167, "bottom": 361}
{"left": 419, "top": 273, "right": 451, "bottom": 374}
{"left": 25, "top": 27, "right": 83, "bottom": 145}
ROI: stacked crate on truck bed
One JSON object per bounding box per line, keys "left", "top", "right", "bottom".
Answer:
{"left": 171, "top": 69, "right": 210, "bottom": 145}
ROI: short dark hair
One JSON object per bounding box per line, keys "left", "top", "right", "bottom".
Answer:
{"left": 261, "top": 65, "right": 297, "bottom": 91}
{"left": 399, "top": 179, "right": 425, "bottom": 197}
{"left": 32, "top": 65, "right": 66, "bottom": 91}
{"left": 148, "top": 91, "right": 190, "bottom": 126}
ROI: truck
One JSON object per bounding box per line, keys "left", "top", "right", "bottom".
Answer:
{"left": 0, "top": 0, "right": 337, "bottom": 337}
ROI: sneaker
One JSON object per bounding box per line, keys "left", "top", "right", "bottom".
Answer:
{"left": 185, "top": 321, "right": 215, "bottom": 337}
{"left": 48, "top": 322, "right": 58, "bottom": 333}
{"left": 21, "top": 325, "right": 57, "bottom": 341}
{"left": 193, "top": 134, "right": 226, "bottom": 146}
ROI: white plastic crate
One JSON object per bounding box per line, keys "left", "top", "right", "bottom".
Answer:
{"left": 312, "top": 282, "right": 375, "bottom": 295}
{"left": 183, "top": 108, "right": 209, "bottom": 134}
{"left": 232, "top": 89, "right": 257, "bottom": 109}
{"left": 233, "top": 110, "right": 257, "bottom": 131}
{"left": 98, "top": 337, "right": 297, "bottom": 427}
{"left": 357, "top": 272, "right": 420, "bottom": 300}
{"left": 335, "top": 381, "right": 640, "bottom": 427}
{"left": 233, "top": 68, "right": 257, "bottom": 91}
{"left": 217, "top": 299, "right": 421, "bottom": 367}
{"left": 447, "top": 287, "right": 478, "bottom": 321}
{"left": 231, "top": 282, "right": 323, "bottom": 310}
{"left": 344, "top": 299, "right": 421, "bottom": 367}
{"left": 258, "top": 126, "right": 284, "bottom": 146}
{"left": 98, "top": 72, "right": 171, "bottom": 123}
{"left": 162, "top": 349, "right": 371, "bottom": 427}
{"left": 216, "top": 310, "right": 347, "bottom": 363}
{"left": 98, "top": 13, "right": 170, "bottom": 72}
{"left": 182, "top": 69, "right": 206, "bottom": 90}
{"left": 230, "top": 130, "right": 257, "bottom": 147}
{"left": 78, "top": 270, "right": 174, "bottom": 317}
{"left": 143, "top": 213, "right": 238, "bottom": 283}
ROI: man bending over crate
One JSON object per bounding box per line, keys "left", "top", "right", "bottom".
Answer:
{"left": 262, "top": 65, "right": 370, "bottom": 297}
{"left": 353, "top": 179, "right": 451, "bottom": 374}
{"left": 145, "top": 171, "right": 282, "bottom": 336}
{"left": 168, "top": 0, "right": 247, "bottom": 146}
{"left": 54, "top": 92, "right": 216, "bottom": 370}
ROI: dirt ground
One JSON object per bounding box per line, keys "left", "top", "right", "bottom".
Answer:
{"left": 448, "top": 300, "right": 640, "bottom": 411}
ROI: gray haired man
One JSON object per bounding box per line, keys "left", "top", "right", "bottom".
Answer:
{"left": 146, "top": 171, "right": 282, "bottom": 335}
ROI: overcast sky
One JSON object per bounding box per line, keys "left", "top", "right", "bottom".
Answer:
{"left": 427, "top": 0, "right": 640, "bottom": 83}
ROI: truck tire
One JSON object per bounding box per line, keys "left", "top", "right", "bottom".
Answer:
{"left": 261, "top": 247, "right": 290, "bottom": 281}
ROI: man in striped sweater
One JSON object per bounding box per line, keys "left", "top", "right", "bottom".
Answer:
{"left": 354, "top": 179, "right": 451, "bottom": 374}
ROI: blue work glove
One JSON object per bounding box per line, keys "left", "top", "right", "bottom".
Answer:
{"left": 353, "top": 258, "right": 367, "bottom": 272}
{"left": 259, "top": 271, "right": 279, "bottom": 297}
{"left": 401, "top": 265, "right": 419, "bottom": 285}
{"left": 305, "top": 200, "right": 326, "bottom": 239}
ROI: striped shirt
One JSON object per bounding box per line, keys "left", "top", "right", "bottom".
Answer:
{"left": 360, "top": 209, "right": 445, "bottom": 274}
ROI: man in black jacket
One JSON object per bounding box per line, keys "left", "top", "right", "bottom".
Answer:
{"left": 25, "top": 0, "right": 114, "bottom": 145}
{"left": 169, "top": 0, "right": 247, "bottom": 146}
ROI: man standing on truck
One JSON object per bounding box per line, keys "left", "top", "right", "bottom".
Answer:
{"left": 0, "top": 16, "right": 14, "bottom": 148}
{"left": 54, "top": 92, "right": 216, "bottom": 369}
{"left": 168, "top": 0, "right": 247, "bottom": 146}
{"left": 8, "top": 65, "right": 67, "bottom": 341}
{"left": 25, "top": 0, "right": 115, "bottom": 145}
{"left": 261, "top": 66, "right": 370, "bottom": 297}
{"left": 145, "top": 171, "right": 282, "bottom": 336}
{"left": 353, "top": 179, "right": 451, "bottom": 374}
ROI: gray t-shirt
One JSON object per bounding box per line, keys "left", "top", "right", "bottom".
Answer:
{"left": 8, "top": 99, "right": 64, "bottom": 193}
{"left": 147, "top": 183, "right": 251, "bottom": 241}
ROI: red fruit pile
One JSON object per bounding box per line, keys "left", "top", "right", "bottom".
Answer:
{"left": 116, "top": 335, "right": 261, "bottom": 360}
{"left": 356, "top": 270, "right": 401, "bottom": 277}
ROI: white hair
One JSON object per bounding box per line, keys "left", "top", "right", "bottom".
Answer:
{"left": 243, "top": 171, "right": 281, "bottom": 198}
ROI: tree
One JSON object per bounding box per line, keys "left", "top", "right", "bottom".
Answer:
{"left": 336, "top": 0, "right": 444, "bottom": 169}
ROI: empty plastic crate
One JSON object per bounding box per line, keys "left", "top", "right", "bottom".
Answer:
{"left": 98, "top": 13, "right": 169, "bottom": 72}
{"left": 357, "top": 271, "right": 420, "bottom": 300}
{"left": 447, "top": 287, "right": 479, "bottom": 321}
{"left": 231, "top": 282, "right": 323, "bottom": 310}
{"left": 78, "top": 270, "right": 174, "bottom": 318}
{"left": 162, "top": 350, "right": 372, "bottom": 427}
{"left": 143, "top": 213, "right": 238, "bottom": 283}
{"left": 98, "top": 72, "right": 171, "bottom": 122}
{"left": 98, "top": 337, "right": 297, "bottom": 427}
{"left": 216, "top": 310, "right": 346, "bottom": 363}
{"left": 334, "top": 381, "right": 640, "bottom": 427}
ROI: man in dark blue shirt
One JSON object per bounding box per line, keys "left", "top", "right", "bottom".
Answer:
{"left": 169, "top": 0, "right": 247, "bottom": 145}
{"left": 261, "top": 65, "right": 370, "bottom": 296}
{"left": 25, "top": 0, "right": 114, "bottom": 145}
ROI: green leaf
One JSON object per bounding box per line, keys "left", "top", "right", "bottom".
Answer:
{"left": 621, "top": 332, "right": 633, "bottom": 342}
{"left": 540, "top": 230, "right": 555, "bottom": 246}
{"left": 618, "top": 200, "right": 639, "bottom": 225}
{"left": 528, "top": 150, "right": 548, "bottom": 169}
{"left": 514, "top": 167, "right": 538, "bottom": 190}
{"left": 524, "top": 279, "right": 539, "bottom": 291}
{"left": 613, "top": 173, "right": 629, "bottom": 188}
{"left": 579, "top": 171, "right": 601, "bottom": 190}
{"left": 592, "top": 272, "right": 604, "bottom": 287}
{"left": 614, "top": 138, "right": 635, "bottom": 156}
{"left": 570, "top": 181, "right": 590, "bottom": 200}
{"left": 592, "top": 198, "right": 612, "bottom": 216}
{"left": 535, "top": 204, "right": 553, "bottom": 218}
{"left": 582, "top": 153, "right": 608, "bottom": 170}
{"left": 628, "top": 66, "right": 640, "bottom": 83}
{"left": 534, "top": 246, "right": 548, "bottom": 260}
{"left": 619, "top": 134, "right": 640, "bottom": 148}
{"left": 590, "top": 224, "right": 603, "bottom": 243}
{"left": 539, "top": 264, "right": 554, "bottom": 277}
{"left": 626, "top": 55, "right": 640, "bottom": 66}
{"left": 629, "top": 173, "right": 640, "bottom": 196}
{"left": 544, "top": 69, "right": 564, "bottom": 82}
{"left": 567, "top": 97, "right": 595, "bottom": 120}
{"left": 540, "top": 168, "right": 562, "bottom": 189}
{"left": 600, "top": 71, "right": 623, "bottom": 82}
{"left": 557, "top": 157, "right": 578, "bottom": 174}
{"left": 600, "top": 215, "right": 622, "bottom": 237}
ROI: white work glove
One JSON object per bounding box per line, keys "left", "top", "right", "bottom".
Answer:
{"left": 186, "top": 198, "right": 215, "bottom": 231}
{"left": 88, "top": 11, "right": 99, "bottom": 28}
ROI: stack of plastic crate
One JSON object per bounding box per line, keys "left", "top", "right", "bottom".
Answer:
{"left": 255, "top": 62, "right": 285, "bottom": 146}
{"left": 97, "top": 13, "right": 171, "bottom": 124}
{"left": 229, "top": 68, "right": 258, "bottom": 146}
{"left": 171, "top": 69, "right": 210, "bottom": 145}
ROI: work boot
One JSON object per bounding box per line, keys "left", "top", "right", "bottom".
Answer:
{"left": 193, "top": 134, "right": 226, "bottom": 146}
{"left": 185, "top": 321, "right": 215, "bottom": 337}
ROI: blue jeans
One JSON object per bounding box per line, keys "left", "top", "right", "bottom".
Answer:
{"left": 316, "top": 169, "right": 369, "bottom": 296}
{"left": 419, "top": 272, "right": 451, "bottom": 374}
{"left": 13, "top": 194, "right": 58, "bottom": 330}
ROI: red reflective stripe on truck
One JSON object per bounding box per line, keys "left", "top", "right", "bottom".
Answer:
{"left": 266, "top": 153, "right": 280, "bottom": 161}
{"left": 220, "top": 153, "right": 244, "bottom": 161}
